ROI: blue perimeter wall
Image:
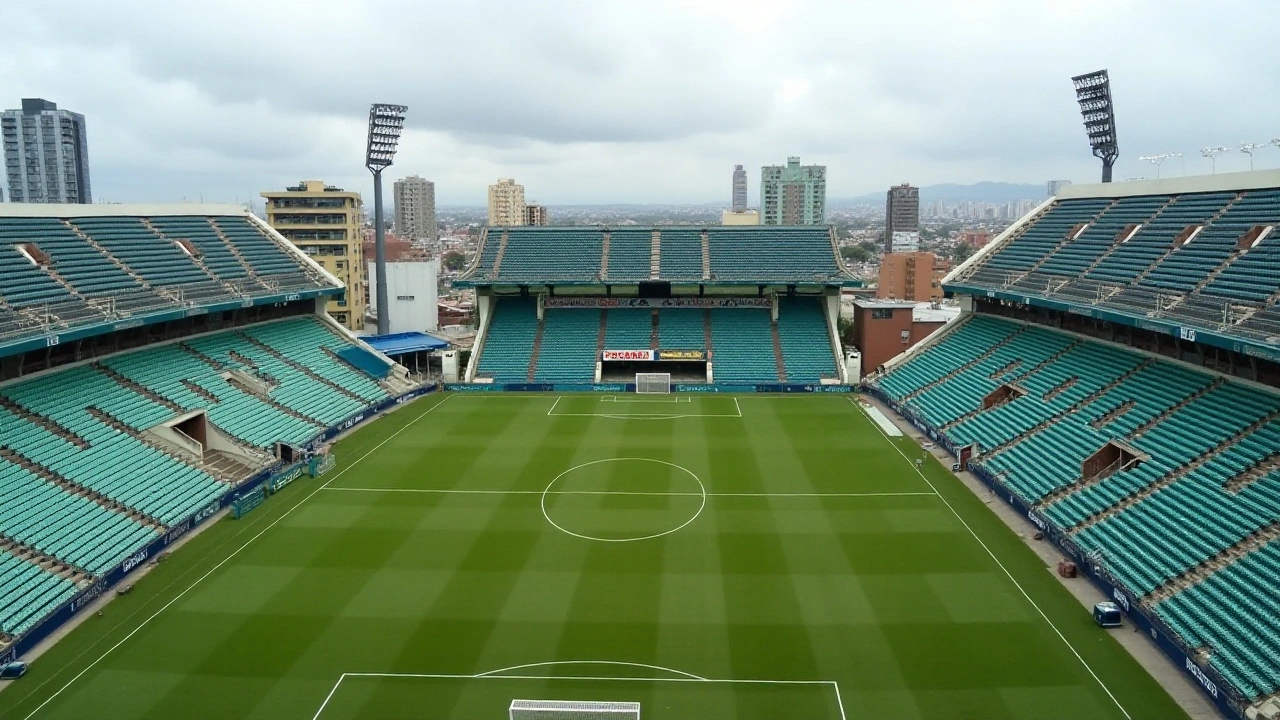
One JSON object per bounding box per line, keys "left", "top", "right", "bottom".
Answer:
{"left": 862, "top": 384, "right": 1245, "bottom": 720}
{"left": 0, "top": 383, "right": 439, "bottom": 667}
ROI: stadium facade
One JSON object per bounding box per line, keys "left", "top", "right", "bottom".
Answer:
{"left": 454, "top": 225, "right": 861, "bottom": 391}
{"left": 865, "top": 169, "right": 1280, "bottom": 720}
{"left": 0, "top": 201, "right": 425, "bottom": 665}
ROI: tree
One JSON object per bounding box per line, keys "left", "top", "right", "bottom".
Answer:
{"left": 442, "top": 250, "right": 467, "bottom": 272}
{"left": 840, "top": 245, "right": 873, "bottom": 263}
{"left": 857, "top": 240, "right": 879, "bottom": 254}
{"left": 949, "top": 242, "right": 975, "bottom": 263}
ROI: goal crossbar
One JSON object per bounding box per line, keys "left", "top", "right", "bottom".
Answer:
{"left": 510, "top": 699, "right": 640, "bottom": 719}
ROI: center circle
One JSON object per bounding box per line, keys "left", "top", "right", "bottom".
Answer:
{"left": 540, "top": 458, "right": 706, "bottom": 542}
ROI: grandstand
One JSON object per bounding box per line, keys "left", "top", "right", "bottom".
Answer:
{"left": 456, "top": 225, "right": 855, "bottom": 386}
{"left": 0, "top": 203, "right": 420, "bottom": 663}
{"left": 866, "top": 170, "right": 1280, "bottom": 719}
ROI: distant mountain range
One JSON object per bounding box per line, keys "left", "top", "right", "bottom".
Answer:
{"left": 833, "top": 182, "right": 1048, "bottom": 207}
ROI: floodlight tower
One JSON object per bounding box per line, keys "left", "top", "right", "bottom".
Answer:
{"left": 1239, "top": 142, "right": 1263, "bottom": 171}
{"left": 1071, "top": 70, "right": 1119, "bottom": 183}
{"left": 1168, "top": 151, "right": 1185, "bottom": 176}
{"left": 365, "top": 103, "right": 408, "bottom": 336}
{"left": 1201, "top": 146, "right": 1231, "bottom": 175}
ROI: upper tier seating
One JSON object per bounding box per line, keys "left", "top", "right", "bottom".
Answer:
{"left": 461, "top": 226, "right": 852, "bottom": 285}
{"left": 658, "top": 230, "right": 704, "bottom": 281}
{"left": 606, "top": 229, "right": 653, "bottom": 281}
{"left": 0, "top": 213, "right": 334, "bottom": 354}
{"left": 869, "top": 313, "right": 1280, "bottom": 700}
{"left": 776, "top": 298, "right": 836, "bottom": 382}
{"left": 952, "top": 186, "right": 1280, "bottom": 341}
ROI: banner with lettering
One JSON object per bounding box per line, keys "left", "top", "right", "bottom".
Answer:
{"left": 546, "top": 296, "right": 771, "bottom": 309}
{"left": 603, "top": 349, "right": 656, "bottom": 361}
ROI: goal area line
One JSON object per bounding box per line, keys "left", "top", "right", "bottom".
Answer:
{"left": 313, "top": 671, "right": 846, "bottom": 720}
{"left": 547, "top": 396, "right": 743, "bottom": 419}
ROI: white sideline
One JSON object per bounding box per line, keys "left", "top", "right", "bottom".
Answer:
{"left": 18, "top": 393, "right": 457, "bottom": 720}
{"left": 847, "top": 396, "right": 1133, "bottom": 720}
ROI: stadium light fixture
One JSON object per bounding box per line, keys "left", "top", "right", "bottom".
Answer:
{"left": 1071, "top": 70, "right": 1119, "bottom": 183}
{"left": 1201, "top": 146, "right": 1231, "bottom": 175}
{"left": 1137, "top": 154, "right": 1169, "bottom": 179}
{"left": 1239, "top": 142, "right": 1263, "bottom": 171}
{"left": 365, "top": 103, "right": 409, "bottom": 336}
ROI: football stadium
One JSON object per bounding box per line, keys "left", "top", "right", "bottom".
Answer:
{"left": 0, "top": 169, "right": 1278, "bottom": 720}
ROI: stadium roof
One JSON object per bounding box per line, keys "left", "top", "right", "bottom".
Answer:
{"left": 456, "top": 225, "right": 861, "bottom": 288}
{"left": 0, "top": 203, "right": 342, "bottom": 358}
{"left": 363, "top": 331, "right": 449, "bottom": 355}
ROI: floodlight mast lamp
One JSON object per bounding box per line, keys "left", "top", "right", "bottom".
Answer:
{"left": 366, "top": 103, "right": 408, "bottom": 335}
{"left": 1072, "top": 70, "right": 1119, "bottom": 183}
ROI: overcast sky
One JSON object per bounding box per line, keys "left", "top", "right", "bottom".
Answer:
{"left": 2, "top": 0, "right": 1277, "bottom": 207}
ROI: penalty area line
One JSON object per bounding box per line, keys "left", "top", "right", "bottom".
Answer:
{"left": 22, "top": 393, "right": 457, "bottom": 720}
{"left": 849, "top": 396, "right": 1133, "bottom": 720}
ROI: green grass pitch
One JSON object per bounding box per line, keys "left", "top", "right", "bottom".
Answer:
{"left": 0, "top": 393, "right": 1188, "bottom": 719}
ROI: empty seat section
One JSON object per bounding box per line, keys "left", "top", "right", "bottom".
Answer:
{"left": 708, "top": 227, "right": 839, "bottom": 281}
{"left": 492, "top": 228, "right": 602, "bottom": 282}
{"left": 210, "top": 216, "right": 306, "bottom": 277}
{"left": 69, "top": 217, "right": 209, "bottom": 287}
{"left": 874, "top": 315, "right": 1022, "bottom": 400}
{"left": 606, "top": 229, "right": 653, "bottom": 281}
{"left": 0, "top": 218, "right": 140, "bottom": 296}
{"left": 657, "top": 309, "right": 704, "bottom": 350}
{"left": 1085, "top": 193, "right": 1234, "bottom": 286}
{"left": 476, "top": 298, "right": 538, "bottom": 381}
{"left": 709, "top": 309, "right": 777, "bottom": 382}
{"left": 604, "top": 309, "right": 653, "bottom": 349}
{"left": 658, "top": 230, "right": 703, "bottom": 281}
{"left": 149, "top": 216, "right": 251, "bottom": 281}
{"left": 239, "top": 318, "right": 388, "bottom": 403}
{"left": 1037, "top": 196, "right": 1169, "bottom": 278}
{"left": 0, "top": 553, "right": 76, "bottom": 637}
{"left": 776, "top": 297, "right": 836, "bottom": 382}
{"left": 0, "top": 242, "right": 67, "bottom": 307}
{"left": 968, "top": 199, "right": 1112, "bottom": 281}
{"left": 0, "top": 458, "right": 157, "bottom": 574}
{"left": 533, "top": 310, "right": 599, "bottom": 382}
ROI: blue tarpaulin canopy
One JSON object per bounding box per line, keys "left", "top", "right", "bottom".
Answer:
{"left": 363, "top": 332, "right": 449, "bottom": 356}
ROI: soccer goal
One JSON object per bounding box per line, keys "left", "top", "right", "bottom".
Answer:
{"left": 635, "top": 373, "right": 671, "bottom": 394}
{"left": 510, "top": 699, "right": 640, "bottom": 719}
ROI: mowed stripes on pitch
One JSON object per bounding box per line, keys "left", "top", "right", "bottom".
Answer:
{"left": 0, "top": 395, "right": 1185, "bottom": 720}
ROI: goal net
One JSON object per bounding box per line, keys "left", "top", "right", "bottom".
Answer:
{"left": 635, "top": 373, "right": 671, "bottom": 394}
{"left": 510, "top": 699, "right": 640, "bottom": 720}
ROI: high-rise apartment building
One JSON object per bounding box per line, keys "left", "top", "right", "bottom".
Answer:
{"left": 885, "top": 183, "right": 920, "bottom": 253}
{"left": 760, "top": 157, "right": 826, "bottom": 225}
{"left": 1047, "top": 179, "right": 1072, "bottom": 196}
{"left": 876, "top": 252, "right": 949, "bottom": 302}
{"left": 524, "top": 204, "right": 549, "bottom": 226}
{"left": 731, "top": 164, "right": 747, "bottom": 211}
{"left": 2, "top": 98, "right": 92, "bottom": 204}
{"left": 261, "top": 180, "right": 366, "bottom": 330}
{"left": 488, "top": 178, "right": 526, "bottom": 226}
{"left": 393, "top": 175, "right": 437, "bottom": 242}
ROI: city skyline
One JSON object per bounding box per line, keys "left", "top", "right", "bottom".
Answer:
{"left": 3, "top": 2, "right": 1280, "bottom": 206}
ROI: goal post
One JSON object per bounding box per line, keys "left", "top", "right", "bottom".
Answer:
{"left": 510, "top": 699, "right": 640, "bottom": 720}
{"left": 635, "top": 373, "right": 671, "bottom": 394}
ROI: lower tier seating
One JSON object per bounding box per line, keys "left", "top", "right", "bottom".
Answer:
{"left": 869, "top": 313, "right": 1280, "bottom": 700}
{"left": 476, "top": 298, "right": 538, "bottom": 382}
{"left": 534, "top": 310, "right": 599, "bottom": 383}
{"left": 0, "top": 553, "right": 76, "bottom": 638}
{"left": 777, "top": 298, "right": 836, "bottom": 383}
{"left": 0, "top": 313, "right": 405, "bottom": 646}
{"left": 709, "top": 309, "right": 777, "bottom": 383}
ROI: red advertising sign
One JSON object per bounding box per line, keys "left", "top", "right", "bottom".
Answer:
{"left": 602, "top": 349, "right": 656, "bottom": 361}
